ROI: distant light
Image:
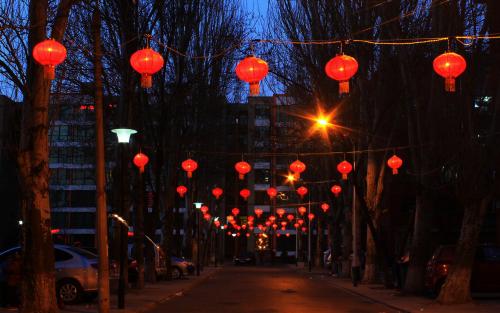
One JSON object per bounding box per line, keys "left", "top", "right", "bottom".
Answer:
{"left": 286, "top": 173, "right": 296, "bottom": 183}
{"left": 231, "top": 233, "right": 237, "bottom": 237}
{"left": 112, "top": 128, "right": 137, "bottom": 143}
{"left": 18, "top": 220, "right": 23, "bottom": 226}
{"left": 193, "top": 202, "right": 203, "bottom": 209}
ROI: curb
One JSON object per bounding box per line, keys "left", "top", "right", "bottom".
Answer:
{"left": 328, "top": 280, "right": 411, "bottom": 313}
{"left": 131, "top": 267, "right": 222, "bottom": 313}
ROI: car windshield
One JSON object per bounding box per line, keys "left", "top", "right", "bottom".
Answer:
{"left": 65, "top": 247, "right": 98, "bottom": 260}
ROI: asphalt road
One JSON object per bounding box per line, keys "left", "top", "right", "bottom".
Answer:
{"left": 149, "top": 266, "right": 399, "bottom": 313}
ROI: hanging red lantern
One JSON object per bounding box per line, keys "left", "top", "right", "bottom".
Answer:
{"left": 200, "top": 205, "right": 209, "bottom": 215}
{"left": 293, "top": 223, "right": 299, "bottom": 229}
{"left": 308, "top": 213, "right": 315, "bottom": 220}
{"left": 235, "top": 55, "right": 269, "bottom": 96}
{"left": 268, "top": 215, "right": 276, "bottom": 223}
{"left": 265, "top": 221, "right": 271, "bottom": 227}
{"left": 241, "top": 224, "right": 247, "bottom": 230}
{"left": 289, "top": 159, "right": 306, "bottom": 179}
{"left": 321, "top": 203, "right": 330, "bottom": 213}
{"left": 212, "top": 187, "right": 223, "bottom": 200}
{"left": 182, "top": 158, "right": 198, "bottom": 178}
{"left": 231, "top": 207, "right": 240, "bottom": 216}
{"left": 130, "top": 46, "right": 164, "bottom": 88}
{"left": 387, "top": 154, "right": 403, "bottom": 175}
{"left": 331, "top": 185, "right": 342, "bottom": 197}
{"left": 236, "top": 232, "right": 241, "bottom": 237}
{"left": 286, "top": 214, "right": 294, "bottom": 222}
{"left": 298, "top": 206, "right": 307, "bottom": 215}
{"left": 286, "top": 233, "right": 291, "bottom": 237}
{"left": 214, "top": 220, "right": 221, "bottom": 228}
{"left": 254, "top": 208, "right": 263, "bottom": 218}
{"left": 239, "top": 188, "right": 251, "bottom": 200}
{"left": 133, "top": 152, "right": 149, "bottom": 173}
{"left": 337, "top": 160, "right": 353, "bottom": 180}
{"left": 276, "top": 233, "right": 281, "bottom": 237}
{"left": 280, "top": 221, "right": 287, "bottom": 227}
{"left": 276, "top": 208, "right": 285, "bottom": 218}
{"left": 203, "top": 213, "right": 211, "bottom": 221}
{"left": 267, "top": 187, "right": 277, "bottom": 199}
{"left": 298, "top": 219, "right": 304, "bottom": 226}
{"left": 227, "top": 231, "right": 232, "bottom": 236}
{"left": 296, "top": 186, "right": 308, "bottom": 199}
{"left": 325, "top": 53, "right": 359, "bottom": 95}
{"left": 301, "top": 227, "right": 307, "bottom": 233}
{"left": 176, "top": 185, "right": 187, "bottom": 198}
{"left": 235, "top": 161, "right": 252, "bottom": 180}
{"left": 246, "top": 233, "right": 250, "bottom": 238}
{"left": 272, "top": 223, "right": 278, "bottom": 230}
{"left": 281, "top": 226, "right": 286, "bottom": 231}
{"left": 248, "top": 216, "right": 255, "bottom": 222}
{"left": 32, "top": 39, "right": 67, "bottom": 80}
{"left": 433, "top": 51, "right": 466, "bottom": 92}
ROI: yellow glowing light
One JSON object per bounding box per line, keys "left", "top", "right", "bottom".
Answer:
{"left": 286, "top": 173, "right": 296, "bottom": 182}
{"left": 316, "top": 118, "right": 329, "bottom": 126}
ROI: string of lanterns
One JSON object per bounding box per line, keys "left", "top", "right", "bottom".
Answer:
{"left": 33, "top": 35, "right": 473, "bottom": 94}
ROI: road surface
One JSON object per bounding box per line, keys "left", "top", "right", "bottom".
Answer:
{"left": 149, "top": 265, "right": 398, "bottom": 313}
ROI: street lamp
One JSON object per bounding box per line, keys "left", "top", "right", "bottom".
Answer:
{"left": 194, "top": 202, "right": 203, "bottom": 276}
{"left": 112, "top": 128, "right": 136, "bottom": 309}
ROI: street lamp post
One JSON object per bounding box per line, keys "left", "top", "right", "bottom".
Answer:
{"left": 112, "top": 128, "right": 136, "bottom": 309}
{"left": 308, "top": 199, "right": 312, "bottom": 273}
{"left": 194, "top": 202, "right": 203, "bottom": 276}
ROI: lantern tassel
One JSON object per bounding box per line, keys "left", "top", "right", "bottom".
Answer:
{"left": 141, "top": 74, "right": 152, "bottom": 88}
{"left": 45, "top": 65, "right": 55, "bottom": 80}
{"left": 249, "top": 82, "right": 260, "bottom": 96}
{"left": 140, "top": 166, "right": 145, "bottom": 173}
{"left": 187, "top": 171, "right": 192, "bottom": 178}
{"left": 239, "top": 173, "right": 244, "bottom": 180}
{"left": 342, "top": 173, "right": 347, "bottom": 180}
{"left": 392, "top": 168, "right": 398, "bottom": 175}
{"left": 339, "top": 80, "right": 350, "bottom": 95}
{"left": 445, "top": 77, "right": 455, "bottom": 92}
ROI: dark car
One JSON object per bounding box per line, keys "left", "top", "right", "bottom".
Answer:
{"left": 234, "top": 252, "right": 256, "bottom": 265}
{"left": 425, "top": 244, "right": 500, "bottom": 295}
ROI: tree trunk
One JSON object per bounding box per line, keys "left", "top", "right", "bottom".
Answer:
{"left": 92, "top": 5, "right": 110, "bottom": 312}
{"left": 19, "top": 1, "right": 74, "bottom": 312}
{"left": 315, "top": 218, "right": 323, "bottom": 267}
{"left": 437, "top": 197, "right": 491, "bottom": 304}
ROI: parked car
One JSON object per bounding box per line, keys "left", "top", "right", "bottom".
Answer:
{"left": 425, "top": 244, "right": 500, "bottom": 295}
{"left": 171, "top": 256, "right": 195, "bottom": 279}
{"left": 234, "top": 252, "right": 256, "bottom": 265}
{"left": 0, "top": 245, "right": 110, "bottom": 304}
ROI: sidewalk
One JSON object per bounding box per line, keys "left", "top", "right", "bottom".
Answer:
{"left": 296, "top": 267, "right": 500, "bottom": 313}
{"left": 1, "top": 266, "right": 222, "bottom": 313}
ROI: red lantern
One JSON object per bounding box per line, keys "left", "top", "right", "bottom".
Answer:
{"left": 301, "top": 227, "right": 307, "bottom": 233}
{"left": 200, "top": 205, "right": 209, "bottom": 214}
{"left": 325, "top": 54, "right": 359, "bottom": 95}
{"left": 293, "top": 223, "right": 299, "bottom": 229}
{"left": 133, "top": 152, "right": 149, "bottom": 173}
{"left": 176, "top": 185, "right": 187, "bottom": 198}
{"left": 239, "top": 188, "right": 251, "bottom": 200}
{"left": 281, "top": 226, "right": 286, "bottom": 231}
{"left": 235, "top": 55, "right": 269, "bottom": 96}
{"left": 227, "top": 231, "right": 232, "bottom": 236}
{"left": 296, "top": 186, "right": 308, "bottom": 199}
{"left": 286, "top": 214, "right": 294, "bottom": 222}
{"left": 280, "top": 221, "right": 287, "bottom": 227}
{"left": 298, "top": 206, "right": 307, "bottom": 215}
{"left": 286, "top": 233, "right": 291, "bottom": 237}
{"left": 276, "top": 208, "right": 285, "bottom": 218}
{"left": 298, "top": 219, "right": 304, "bottom": 226}
{"left": 130, "top": 47, "right": 164, "bottom": 88}
{"left": 232, "top": 207, "right": 240, "bottom": 216}
{"left": 387, "top": 154, "right": 403, "bottom": 175}
{"left": 265, "top": 221, "right": 271, "bottom": 227}
{"left": 308, "top": 213, "right": 315, "bottom": 220}
{"left": 236, "top": 232, "right": 241, "bottom": 237}
{"left": 267, "top": 187, "right": 277, "bottom": 199}
{"left": 331, "top": 185, "right": 342, "bottom": 197}
{"left": 277, "top": 233, "right": 281, "bottom": 237}
{"left": 268, "top": 215, "right": 276, "bottom": 223}
{"left": 433, "top": 51, "right": 466, "bottom": 92}
{"left": 246, "top": 233, "right": 250, "bottom": 237}
{"left": 321, "top": 203, "right": 330, "bottom": 213}
{"left": 182, "top": 158, "right": 198, "bottom": 178}
{"left": 212, "top": 187, "right": 223, "bottom": 200}
{"left": 337, "top": 160, "right": 353, "bottom": 180}
{"left": 248, "top": 216, "right": 255, "bottom": 222}
{"left": 227, "top": 215, "right": 234, "bottom": 223}
{"left": 289, "top": 160, "right": 306, "bottom": 179}
{"left": 235, "top": 161, "right": 252, "bottom": 180}
{"left": 272, "top": 224, "right": 278, "bottom": 230}
{"left": 241, "top": 224, "right": 247, "bottom": 230}
{"left": 32, "top": 39, "right": 67, "bottom": 80}
{"left": 254, "top": 208, "right": 263, "bottom": 218}
{"left": 203, "top": 213, "right": 211, "bottom": 221}
{"left": 214, "top": 220, "right": 221, "bottom": 228}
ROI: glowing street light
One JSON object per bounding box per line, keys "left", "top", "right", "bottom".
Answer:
{"left": 111, "top": 128, "right": 137, "bottom": 143}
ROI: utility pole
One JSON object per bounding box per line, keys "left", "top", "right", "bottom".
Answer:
{"left": 92, "top": 5, "right": 110, "bottom": 313}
